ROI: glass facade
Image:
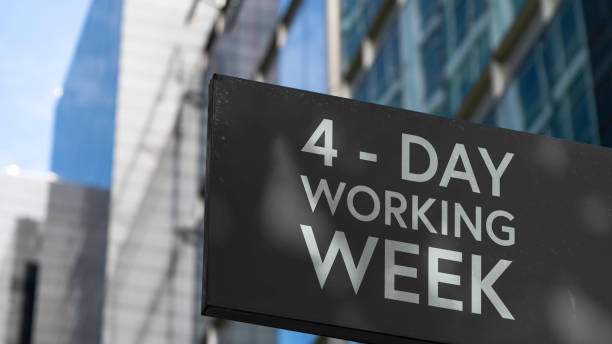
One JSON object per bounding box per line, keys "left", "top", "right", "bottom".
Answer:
{"left": 346, "top": 0, "right": 604, "bottom": 148}
{"left": 422, "top": 18, "right": 446, "bottom": 101}
{"left": 340, "top": 0, "right": 384, "bottom": 72}
{"left": 50, "top": 0, "right": 123, "bottom": 189}
{"left": 488, "top": 0, "right": 599, "bottom": 144}
{"left": 277, "top": 0, "right": 328, "bottom": 93}
{"left": 279, "top": 0, "right": 292, "bottom": 16}
{"left": 581, "top": 0, "right": 612, "bottom": 146}
{"left": 346, "top": 0, "right": 504, "bottom": 116}
{"left": 354, "top": 15, "right": 401, "bottom": 107}
{"left": 424, "top": 0, "right": 492, "bottom": 114}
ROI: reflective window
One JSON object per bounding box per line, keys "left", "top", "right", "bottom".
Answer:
{"left": 476, "top": 32, "right": 490, "bottom": 71}
{"left": 419, "top": 0, "right": 438, "bottom": 25}
{"left": 340, "top": 0, "right": 384, "bottom": 71}
{"left": 473, "top": 0, "right": 487, "bottom": 19}
{"left": 549, "top": 109, "right": 569, "bottom": 139}
{"left": 569, "top": 72, "right": 592, "bottom": 143}
{"left": 354, "top": 17, "right": 401, "bottom": 106}
{"left": 453, "top": 0, "right": 488, "bottom": 49}
{"left": 449, "top": 30, "right": 490, "bottom": 112}
{"left": 423, "top": 23, "right": 446, "bottom": 98}
{"left": 388, "top": 90, "right": 403, "bottom": 108}
{"left": 518, "top": 52, "right": 544, "bottom": 127}
{"left": 354, "top": 79, "right": 369, "bottom": 102}
{"left": 582, "top": 0, "right": 612, "bottom": 147}
{"left": 482, "top": 110, "right": 496, "bottom": 126}
{"left": 513, "top": 0, "right": 526, "bottom": 12}
{"left": 560, "top": 1, "right": 579, "bottom": 63}
{"left": 278, "top": 0, "right": 327, "bottom": 93}
{"left": 493, "top": 0, "right": 598, "bottom": 144}
{"left": 542, "top": 28, "right": 560, "bottom": 86}
{"left": 278, "top": 0, "right": 292, "bottom": 16}
{"left": 431, "top": 97, "right": 450, "bottom": 118}
{"left": 454, "top": 0, "right": 468, "bottom": 47}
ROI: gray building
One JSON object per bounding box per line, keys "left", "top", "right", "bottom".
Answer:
{"left": 0, "top": 173, "right": 109, "bottom": 344}
{"left": 103, "top": 0, "right": 214, "bottom": 342}
{"left": 35, "top": 183, "right": 109, "bottom": 344}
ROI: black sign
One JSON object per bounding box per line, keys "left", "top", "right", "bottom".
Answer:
{"left": 202, "top": 74, "right": 612, "bottom": 343}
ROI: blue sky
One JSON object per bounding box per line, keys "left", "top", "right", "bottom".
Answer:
{"left": 0, "top": 0, "right": 92, "bottom": 172}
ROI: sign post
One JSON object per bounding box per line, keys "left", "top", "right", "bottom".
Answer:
{"left": 203, "top": 74, "right": 612, "bottom": 343}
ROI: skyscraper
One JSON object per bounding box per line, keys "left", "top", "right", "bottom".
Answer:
{"left": 51, "top": 0, "right": 123, "bottom": 189}
{"left": 49, "top": 0, "right": 218, "bottom": 343}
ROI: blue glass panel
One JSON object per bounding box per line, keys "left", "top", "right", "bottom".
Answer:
{"left": 454, "top": 0, "right": 468, "bottom": 48}
{"left": 550, "top": 111, "right": 568, "bottom": 140}
{"left": 581, "top": 0, "right": 612, "bottom": 147}
{"left": 423, "top": 24, "right": 445, "bottom": 98}
{"left": 277, "top": 329, "right": 315, "bottom": 344}
{"left": 569, "top": 72, "right": 592, "bottom": 143}
{"left": 431, "top": 98, "right": 450, "bottom": 118}
{"left": 419, "top": 0, "right": 438, "bottom": 25}
{"left": 473, "top": 0, "right": 487, "bottom": 20}
{"left": 482, "top": 110, "right": 496, "bottom": 126}
{"left": 476, "top": 32, "right": 491, "bottom": 73}
{"left": 278, "top": 0, "right": 292, "bottom": 16}
{"left": 542, "top": 28, "right": 559, "bottom": 86}
{"left": 278, "top": 0, "right": 327, "bottom": 93}
{"left": 513, "top": 0, "right": 526, "bottom": 12}
{"left": 389, "top": 90, "right": 402, "bottom": 108}
{"left": 340, "top": 0, "right": 384, "bottom": 71}
{"left": 518, "top": 52, "right": 543, "bottom": 127}
{"left": 353, "top": 17, "right": 401, "bottom": 106}
{"left": 559, "top": 1, "right": 580, "bottom": 63}
{"left": 355, "top": 79, "right": 369, "bottom": 102}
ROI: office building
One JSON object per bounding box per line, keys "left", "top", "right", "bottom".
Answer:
{"left": 102, "top": 0, "right": 213, "bottom": 343}
{"left": 200, "top": 0, "right": 612, "bottom": 342}
{"left": 340, "top": 0, "right": 605, "bottom": 146}
{"left": 0, "top": 172, "right": 109, "bottom": 344}
{"left": 208, "top": 0, "right": 610, "bottom": 146}
{"left": 48, "top": 0, "right": 219, "bottom": 343}
{"left": 581, "top": 0, "right": 612, "bottom": 146}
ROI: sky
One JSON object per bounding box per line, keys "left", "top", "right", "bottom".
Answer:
{"left": 0, "top": 0, "right": 92, "bottom": 172}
